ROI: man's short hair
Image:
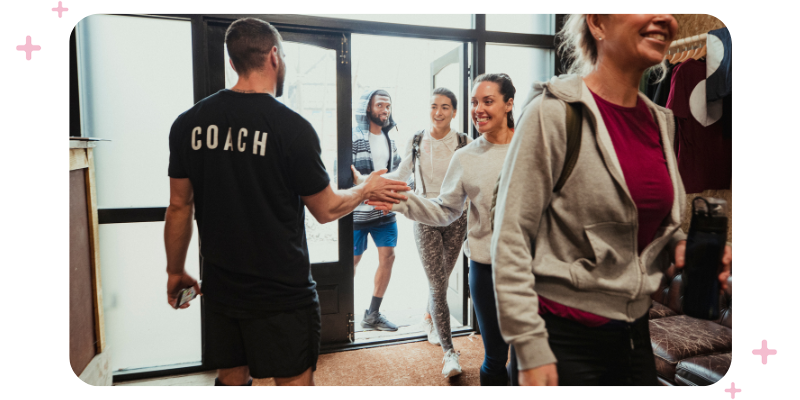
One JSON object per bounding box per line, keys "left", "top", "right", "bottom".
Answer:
{"left": 225, "top": 18, "right": 282, "bottom": 77}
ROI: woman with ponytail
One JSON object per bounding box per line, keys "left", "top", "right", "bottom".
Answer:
{"left": 368, "top": 73, "right": 517, "bottom": 385}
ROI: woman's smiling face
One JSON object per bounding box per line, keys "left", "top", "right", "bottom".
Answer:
{"left": 430, "top": 94, "right": 456, "bottom": 131}
{"left": 593, "top": 14, "right": 679, "bottom": 70}
{"left": 471, "top": 81, "right": 512, "bottom": 134}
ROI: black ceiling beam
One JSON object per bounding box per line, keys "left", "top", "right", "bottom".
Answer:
{"left": 153, "top": 14, "right": 556, "bottom": 48}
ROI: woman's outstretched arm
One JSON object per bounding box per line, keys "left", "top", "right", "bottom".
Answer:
{"left": 368, "top": 151, "right": 467, "bottom": 226}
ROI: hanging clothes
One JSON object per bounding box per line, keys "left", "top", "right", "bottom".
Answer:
{"left": 666, "top": 58, "right": 732, "bottom": 193}
{"left": 706, "top": 27, "right": 732, "bottom": 139}
{"left": 706, "top": 28, "right": 732, "bottom": 102}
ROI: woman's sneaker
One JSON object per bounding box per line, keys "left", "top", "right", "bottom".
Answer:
{"left": 442, "top": 349, "right": 462, "bottom": 378}
{"left": 422, "top": 315, "right": 441, "bottom": 346}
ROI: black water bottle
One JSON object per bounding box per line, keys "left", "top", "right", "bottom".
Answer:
{"left": 682, "top": 197, "right": 728, "bottom": 320}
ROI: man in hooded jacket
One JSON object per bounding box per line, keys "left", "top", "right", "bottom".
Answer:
{"left": 351, "top": 89, "right": 402, "bottom": 331}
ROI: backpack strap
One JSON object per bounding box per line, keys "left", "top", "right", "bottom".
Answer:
{"left": 410, "top": 130, "right": 425, "bottom": 194}
{"left": 552, "top": 102, "right": 582, "bottom": 193}
{"left": 490, "top": 173, "right": 501, "bottom": 231}
{"left": 490, "top": 101, "right": 582, "bottom": 231}
{"left": 456, "top": 132, "right": 468, "bottom": 149}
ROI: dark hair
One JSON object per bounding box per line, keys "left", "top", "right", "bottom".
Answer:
{"left": 432, "top": 87, "right": 457, "bottom": 110}
{"left": 225, "top": 18, "right": 282, "bottom": 77}
{"left": 368, "top": 90, "right": 392, "bottom": 111}
{"left": 473, "top": 73, "right": 516, "bottom": 128}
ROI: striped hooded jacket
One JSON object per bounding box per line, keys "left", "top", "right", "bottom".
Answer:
{"left": 352, "top": 89, "right": 402, "bottom": 230}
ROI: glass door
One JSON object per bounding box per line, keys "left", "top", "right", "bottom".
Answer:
{"left": 430, "top": 43, "right": 468, "bottom": 134}
{"left": 210, "top": 23, "right": 355, "bottom": 344}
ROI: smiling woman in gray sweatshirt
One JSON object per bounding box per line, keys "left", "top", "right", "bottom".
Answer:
{"left": 371, "top": 73, "right": 517, "bottom": 386}
{"left": 491, "top": 14, "right": 731, "bottom": 387}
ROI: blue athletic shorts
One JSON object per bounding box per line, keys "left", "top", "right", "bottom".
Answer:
{"left": 353, "top": 221, "right": 398, "bottom": 256}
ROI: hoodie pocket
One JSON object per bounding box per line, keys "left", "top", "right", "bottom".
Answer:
{"left": 570, "top": 221, "right": 636, "bottom": 294}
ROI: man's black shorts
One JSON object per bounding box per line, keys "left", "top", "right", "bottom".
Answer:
{"left": 203, "top": 300, "right": 321, "bottom": 379}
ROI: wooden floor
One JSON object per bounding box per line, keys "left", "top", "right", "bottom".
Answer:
{"left": 116, "top": 334, "right": 485, "bottom": 386}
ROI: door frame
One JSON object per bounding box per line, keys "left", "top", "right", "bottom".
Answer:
{"left": 275, "top": 30, "right": 356, "bottom": 346}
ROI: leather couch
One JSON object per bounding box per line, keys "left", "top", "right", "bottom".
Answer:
{"left": 649, "top": 265, "right": 732, "bottom": 386}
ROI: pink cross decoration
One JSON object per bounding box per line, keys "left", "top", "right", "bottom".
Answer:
{"left": 752, "top": 339, "right": 777, "bottom": 364}
{"left": 52, "top": 2, "right": 68, "bottom": 18}
{"left": 16, "top": 36, "right": 41, "bottom": 61}
{"left": 725, "top": 382, "right": 741, "bottom": 399}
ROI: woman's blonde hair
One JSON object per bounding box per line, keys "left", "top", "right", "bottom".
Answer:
{"left": 556, "top": 14, "right": 670, "bottom": 82}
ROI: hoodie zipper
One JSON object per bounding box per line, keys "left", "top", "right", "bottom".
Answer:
{"left": 577, "top": 95, "right": 649, "bottom": 303}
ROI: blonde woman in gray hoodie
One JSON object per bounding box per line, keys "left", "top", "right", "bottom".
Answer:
{"left": 490, "top": 14, "right": 732, "bottom": 386}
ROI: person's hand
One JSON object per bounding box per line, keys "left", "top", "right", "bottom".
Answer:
{"left": 351, "top": 165, "right": 365, "bottom": 185}
{"left": 674, "top": 240, "right": 732, "bottom": 292}
{"left": 167, "top": 271, "right": 202, "bottom": 309}
{"left": 519, "top": 363, "right": 558, "bottom": 386}
{"left": 365, "top": 200, "right": 395, "bottom": 215}
{"left": 361, "top": 168, "right": 410, "bottom": 204}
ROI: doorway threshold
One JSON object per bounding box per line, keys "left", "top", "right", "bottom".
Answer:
{"left": 321, "top": 326, "right": 475, "bottom": 354}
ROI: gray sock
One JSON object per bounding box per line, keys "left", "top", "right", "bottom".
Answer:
{"left": 368, "top": 296, "right": 383, "bottom": 314}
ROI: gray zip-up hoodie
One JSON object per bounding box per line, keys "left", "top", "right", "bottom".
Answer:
{"left": 490, "top": 74, "right": 687, "bottom": 371}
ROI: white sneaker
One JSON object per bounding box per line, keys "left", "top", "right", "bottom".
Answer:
{"left": 422, "top": 315, "right": 441, "bottom": 346}
{"left": 442, "top": 349, "right": 462, "bottom": 378}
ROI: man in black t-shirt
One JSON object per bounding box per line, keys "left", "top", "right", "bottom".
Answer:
{"left": 165, "top": 18, "right": 409, "bottom": 386}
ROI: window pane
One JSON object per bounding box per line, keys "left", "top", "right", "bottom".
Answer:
{"left": 433, "top": 63, "right": 463, "bottom": 133}
{"left": 76, "top": 15, "right": 194, "bottom": 208}
{"left": 99, "top": 222, "right": 202, "bottom": 372}
{"left": 487, "top": 14, "right": 555, "bottom": 35}
{"left": 225, "top": 41, "right": 339, "bottom": 264}
{"left": 308, "top": 14, "right": 472, "bottom": 30}
{"left": 486, "top": 45, "right": 554, "bottom": 116}
{"left": 353, "top": 34, "right": 467, "bottom": 139}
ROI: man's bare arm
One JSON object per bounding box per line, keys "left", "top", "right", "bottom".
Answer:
{"left": 165, "top": 178, "right": 195, "bottom": 274}
{"left": 302, "top": 168, "right": 410, "bottom": 224}
{"left": 164, "top": 178, "right": 201, "bottom": 308}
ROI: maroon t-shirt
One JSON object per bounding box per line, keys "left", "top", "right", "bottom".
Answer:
{"left": 591, "top": 90, "right": 674, "bottom": 254}
{"left": 539, "top": 91, "right": 675, "bottom": 327}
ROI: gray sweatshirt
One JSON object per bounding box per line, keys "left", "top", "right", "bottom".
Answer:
{"left": 393, "top": 136, "right": 509, "bottom": 264}
{"left": 491, "top": 74, "right": 687, "bottom": 371}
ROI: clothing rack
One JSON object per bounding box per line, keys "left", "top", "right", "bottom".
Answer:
{"left": 666, "top": 33, "right": 707, "bottom": 63}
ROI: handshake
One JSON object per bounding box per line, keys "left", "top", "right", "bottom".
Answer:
{"left": 351, "top": 166, "right": 409, "bottom": 212}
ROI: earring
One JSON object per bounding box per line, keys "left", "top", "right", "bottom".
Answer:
{"left": 597, "top": 36, "right": 603, "bottom": 41}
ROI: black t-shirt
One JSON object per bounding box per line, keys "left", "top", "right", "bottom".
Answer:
{"left": 168, "top": 89, "right": 330, "bottom": 311}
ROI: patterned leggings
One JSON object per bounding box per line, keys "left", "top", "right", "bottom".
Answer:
{"left": 412, "top": 212, "right": 469, "bottom": 353}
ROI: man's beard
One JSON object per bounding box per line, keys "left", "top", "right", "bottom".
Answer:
{"left": 275, "top": 58, "right": 286, "bottom": 97}
{"left": 368, "top": 110, "right": 390, "bottom": 128}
